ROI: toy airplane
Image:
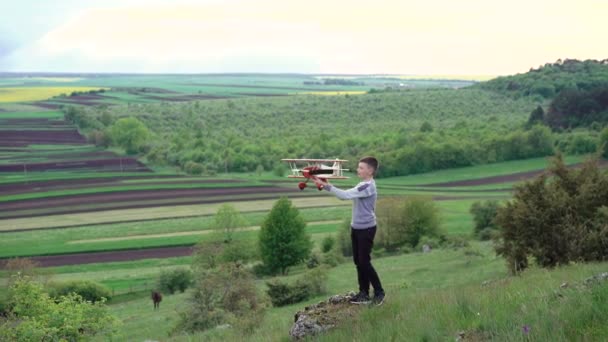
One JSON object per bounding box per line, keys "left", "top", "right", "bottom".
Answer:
{"left": 281, "top": 158, "right": 349, "bottom": 190}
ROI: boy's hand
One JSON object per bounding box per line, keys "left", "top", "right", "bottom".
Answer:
{"left": 313, "top": 177, "right": 329, "bottom": 187}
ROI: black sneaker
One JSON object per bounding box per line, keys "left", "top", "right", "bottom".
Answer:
{"left": 372, "top": 291, "right": 385, "bottom": 306}
{"left": 350, "top": 292, "right": 371, "bottom": 305}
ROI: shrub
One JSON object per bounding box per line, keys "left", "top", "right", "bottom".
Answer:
{"left": 376, "top": 196, "right": 442, "bottom": 249}
{"left": 184, "top": 161, "right": 205, "bottom": 175}
{"left": 0, "top": 277, "right": 118, "bottom": 341}
{"left": 470, "top": 200, "right": 501, "bottom": 239}
{"left": 321, "top": 251, "right": 343, "bottom": 267}
{"left": 47, "top": 280, "right": 111, "bottom": 303}
{"left": 221, "top": 240, "right": 258, "bottom": 264}
{"left": 321, "top": 235, "right": 336, "bottom": 253}
{"left": 157, "top": 268, "right": 194, "bottom": 294}
{"left": 173, "top": 263, "right": 266, "bottom": 334}
{"left": 306, "top": 252, "right": 321, "bottom": 269}
{"left": 495, "top": 153, "right": 608, "bottom": 274}
{"left": 336, "top": 218, "right": 353, "bottom": 257}
{"left": 265, "top": 268, "right": 328, "bottom": 307}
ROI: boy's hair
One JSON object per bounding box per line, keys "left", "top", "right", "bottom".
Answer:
{"left": 359, "top": 156, "right": 379, "bottom": 175}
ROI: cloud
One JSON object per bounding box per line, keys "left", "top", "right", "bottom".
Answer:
{"left": 2, "top": 0, "right": 607, "bottom": 74}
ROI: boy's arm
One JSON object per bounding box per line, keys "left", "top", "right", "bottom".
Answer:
{"left": 323, "top": 182, "right": 374, "bottom": 200}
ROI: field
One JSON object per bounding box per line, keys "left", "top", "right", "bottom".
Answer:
{"left": 1, "top": 72, "right": 606, "bottom": 341}
{"left": 0, "top": 73, "right": 477, "bottom": 109}
{"left": 0, "top": 87, "right": 108, "bottom": 102}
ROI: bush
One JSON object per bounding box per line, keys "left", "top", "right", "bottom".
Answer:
{"left": 157, "top": 268, "right": 193, "bottom": 294}
{"left": 600, "top": 127, "right": 608, "bottom": 158}
{"left": 212, "top": 204, "right": 247, "bottom": 243}
{"left": 469, "top": 200, "right": 501, "bottom": 239}
{"left": 0, "top": 277, "right": 119, "bottom": 341}
{"left": 173, "top": 263, "right": 266, "bottom": 334}
{"left": 265, "top": 268, "right": 328, "bottom": 307}
{"left": 336, "top": 218, "right": 353, "bottom": 257}
{"left": 221, "top": 240, "right": 258, "bottom": 264}
{"left": 478, "top": 228, "right": 497, "bottom": 241}
{"left": 47, "top": 280, "right": 111, "bottom": 303}
{"left": 321, "top": 236, "right": 335, "bottom": 253}
{"left": 321, "top": 252, "right": 343, "bottom": 267}
{"left": 86, "top": 129, "right": 112, "bottom": 147}
{"left": 495, "top": 154, "right": 608, "bottom": 274}
{"left": 416, "top": 236, "right": 442, "bottom": 251}
{"left": 184, "top": 161, "right": 205, "bottom": 175}
{"left": 306, "top": 252, "right": 321, "bottom": 269}
{"left": 376, "top": 197, "right": 442, "bottom": 249}
{"left": 441, "top": 235, "right": 471, "bottom": 250}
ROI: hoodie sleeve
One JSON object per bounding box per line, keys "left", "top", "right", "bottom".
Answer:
{"left": 324, "top": 182, "right": 375, "bottom": 200}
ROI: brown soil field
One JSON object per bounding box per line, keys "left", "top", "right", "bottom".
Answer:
{"left": 0, "top": 186, "right": 299, "bottom": 218}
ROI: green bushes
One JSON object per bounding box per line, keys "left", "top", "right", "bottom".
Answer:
{"left": 375, "top": 196, "right": 442, "bottom": 251}
{"left": 336, "top": 218, "right": 353, "bottom": 257}
{"left": 265, "top": 268, "right": 328, "bottom": 307}
{"left": 157, "top": 268, "right": 193, "bottom": 294}
{"left": 173, "top": 263, "right": 267, "bottom": 335}
{"left": 469, "top": 200, "right": 501, "bottom": 240}
{"left": 0, "top": 277, "right": 118, "bottom": 341}
{"left": 47, "top": 280, "right": 111, "bottom": 303}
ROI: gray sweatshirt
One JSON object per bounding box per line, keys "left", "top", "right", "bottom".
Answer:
{"left": 324, "top": 179, "right": 377, "bottom": 229}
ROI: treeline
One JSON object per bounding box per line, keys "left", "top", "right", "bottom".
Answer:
{"left": 303, "top": 78, "right": 365, "bottom": 86}
{"left": 478, "top": 59, "right": 608, "bottom": 99}
{"left": 542, "top": 85, "right": 608, "bottom": 129}
{"left": 63, "top": 88, "right": 595, "bottom": 176}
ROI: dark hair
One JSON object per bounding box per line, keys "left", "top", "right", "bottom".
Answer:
{"left": 359, "top": 156, "right": 379, "bottom": 175}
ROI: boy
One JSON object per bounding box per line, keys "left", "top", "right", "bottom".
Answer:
{"left": 314, "top": 156, "right": 385, "bottom": 305}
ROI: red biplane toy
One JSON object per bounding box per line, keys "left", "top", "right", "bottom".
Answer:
{"left": 281, "top": 158, "right": 349, "bottom": 190}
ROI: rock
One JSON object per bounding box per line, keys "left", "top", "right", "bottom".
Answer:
{"left": 583, "top": 272, "right": 608, "bottom": 286}
{"left": 422, "top": 244, "right": 432, "bottom": 253}
{"left": 289, "top": 291, "right": 358, "bottom": 340}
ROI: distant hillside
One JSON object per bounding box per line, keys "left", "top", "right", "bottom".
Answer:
{"left": 477, "top": 59, "right": 608, "bottom": 99}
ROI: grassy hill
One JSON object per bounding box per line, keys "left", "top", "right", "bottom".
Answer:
{"left": 99, "top": 242, "right": 608, "bottom": 341}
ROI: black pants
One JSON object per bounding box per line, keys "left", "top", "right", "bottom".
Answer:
{"left": 351, "top": 226, "right": 383, "bottom": 295}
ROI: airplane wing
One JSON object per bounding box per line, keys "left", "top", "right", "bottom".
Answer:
{"left": 281, "top": 158, "right": 348, "bottom": 162}
{"left": 287, "top": 175, "right": 349, "bottom": 179}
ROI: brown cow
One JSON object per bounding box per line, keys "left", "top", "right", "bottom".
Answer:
{"left": 151, "top": 291, "right": 162, "bottom": 310}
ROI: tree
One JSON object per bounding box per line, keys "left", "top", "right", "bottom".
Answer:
{"left": 495, "top": 153, "right": 608, "bottom": 274}
{"left": 212, "top": 204, "right": 247, "bottom": 243}
{"left": 526, "top": 106, "right": 545, "bottom": 128}
{"left": 258, "top": 197, "right": 312, "bottom": 275}
{"left": 109, "top": 117, "right": 150, "bottom": 154}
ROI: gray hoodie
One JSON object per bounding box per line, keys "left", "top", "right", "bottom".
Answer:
{"left": 324, "top": 179, "right": 377, "bottom": 229}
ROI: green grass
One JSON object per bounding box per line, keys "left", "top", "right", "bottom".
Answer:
{"left": 379, "top": 155, "right": 589, "bottom": 186}
{"left": 99, "top": 245, "right": 608, "bottom": 342}
{"left": 0, "top": 206, "right": 351, "bottom": 258}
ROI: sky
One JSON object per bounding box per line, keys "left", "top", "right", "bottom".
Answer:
{"left": 1, "top": 0, "right": 607, "bottom": 75}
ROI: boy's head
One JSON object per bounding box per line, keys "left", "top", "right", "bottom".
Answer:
{"left": 357, "top": 156, "right": 378, "bottom": 179}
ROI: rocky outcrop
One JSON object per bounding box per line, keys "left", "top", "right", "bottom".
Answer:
{"left": 289, "top": 291, "right": 362, "bottom": 340}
